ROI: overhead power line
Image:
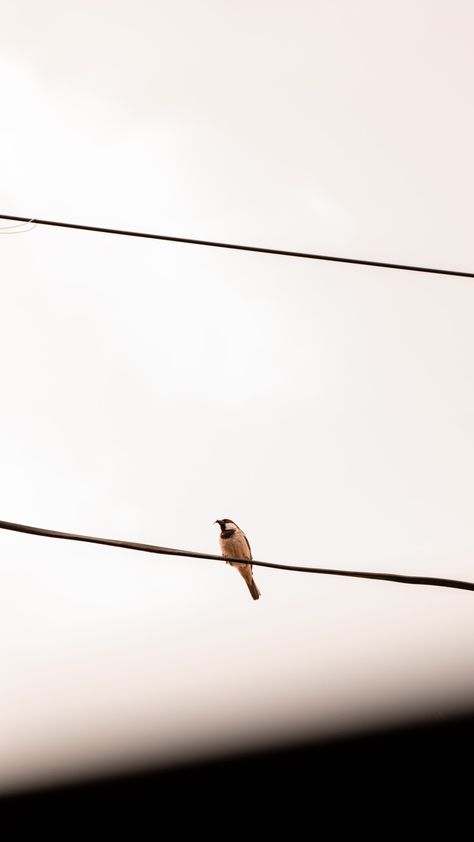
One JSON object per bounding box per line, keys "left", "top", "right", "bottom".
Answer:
{"left": 0, "top": 217, "right": 36, "bottom": 234}
{"left": 0, "top": 213, "right": 472, "bottom": 279}
{"left": 0, "top": 519, "right": 473, "bottom": 593}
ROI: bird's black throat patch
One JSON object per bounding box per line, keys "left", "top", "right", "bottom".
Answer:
{"left": 221, "top": 528, "right": 236, "bottom": 539}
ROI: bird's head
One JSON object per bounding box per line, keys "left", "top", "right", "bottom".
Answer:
{"left": 214, "top": 518, "right": 237, "bottom": 531}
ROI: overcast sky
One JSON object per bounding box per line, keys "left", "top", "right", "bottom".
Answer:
{"left": 1, "top": 0, "right": 474, "bottom": 791}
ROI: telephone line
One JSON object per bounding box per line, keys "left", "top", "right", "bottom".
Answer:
{"left": 0, "top": 519, "right": 473, "bottom": 593}
{"left": 0, "top": 213, "right": 472, "bottom": 278}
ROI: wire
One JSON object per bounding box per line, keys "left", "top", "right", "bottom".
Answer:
{"left": 0, "top": 219, "right": 32, "bottom": 229}
{"left": 0, "top": 218, "right": 36, "bottom": 234}
{"left": 0, "top": 213, "right": 472, "bottom": 278}
{"left": 0, "top": 518, "right": 473, "bottom": 593}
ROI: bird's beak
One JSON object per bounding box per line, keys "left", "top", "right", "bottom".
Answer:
{"left": 214, "top": 519, "right": 222, "bottom": 527}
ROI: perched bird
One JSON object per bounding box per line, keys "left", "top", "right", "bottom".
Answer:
{"left": 214, "top": 519, "right": 261, "bottom": 601}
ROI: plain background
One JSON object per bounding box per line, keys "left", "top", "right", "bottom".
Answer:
{"left": 1, "top": 0, "right": 473, "bottom": 790}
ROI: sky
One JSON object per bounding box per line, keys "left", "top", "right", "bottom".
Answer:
{"left": 1, "top": 0, "right": 474, "bottom": 791}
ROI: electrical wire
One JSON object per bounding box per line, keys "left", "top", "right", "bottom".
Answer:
{"left": 0, "top": 519, "right": 473, "bottom": 593}
{"left": 0, "top": 213, "right": 472, "bottom": 278}
{"left": 0, "top": 218, "right": 36, "bottom": 234}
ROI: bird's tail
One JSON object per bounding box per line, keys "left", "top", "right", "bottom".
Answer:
{"left": 245, "top": 575, "right": 261, "bottom": 601}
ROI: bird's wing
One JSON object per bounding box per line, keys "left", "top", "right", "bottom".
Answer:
{"left": 242, "top": 532, "right": 252, "bottom": 560}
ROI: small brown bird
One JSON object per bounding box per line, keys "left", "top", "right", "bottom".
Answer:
{"left": 214, "top": 519, "right": 261, "bottom": 601}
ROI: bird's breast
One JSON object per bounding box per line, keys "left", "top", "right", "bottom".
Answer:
{"left": 220, "top": 532, "right": 252, "bottom": 561}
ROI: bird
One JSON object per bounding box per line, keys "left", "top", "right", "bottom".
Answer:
{"left": 214, "top": 519, "right": 261, "bottom": 601}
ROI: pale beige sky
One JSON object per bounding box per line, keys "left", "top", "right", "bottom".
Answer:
{"left": 1, "top": 0, "right": 474, "bottom": 791}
